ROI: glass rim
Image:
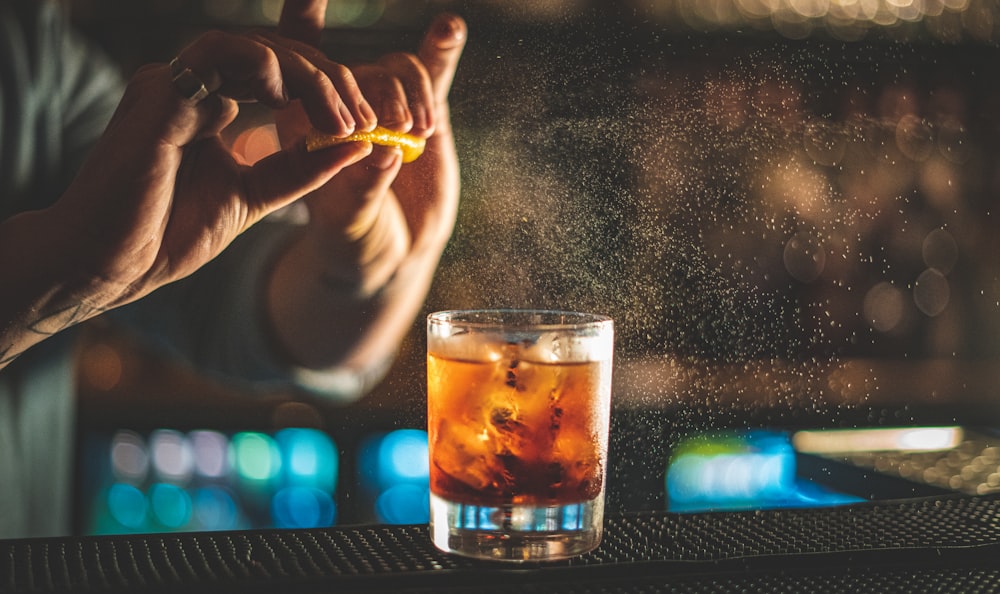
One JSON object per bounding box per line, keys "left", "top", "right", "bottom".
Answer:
{"left": 427, "top": 309, "right": 613, "bottom": 330}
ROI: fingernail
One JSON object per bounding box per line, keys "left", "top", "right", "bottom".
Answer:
{"left": 370, "top": 146, "right": 402, "bottom": 171}
{"left": 434, "top": 16, "right": 465, "bottom": 46}
{"left": 339, "top": 103, "right": 356, "bottom": 135}
{"left": 359, "top": 100, "right": 378, "bottom": 131}
{"left": 412, "top": 103, "right": 431, "bottom": 133}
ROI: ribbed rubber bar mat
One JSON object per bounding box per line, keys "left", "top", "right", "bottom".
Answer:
{"left": 4, "top": 494, "right": 1000, "bottom": 593}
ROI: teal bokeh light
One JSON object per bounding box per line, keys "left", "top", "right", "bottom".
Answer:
{"left": 149, "top": 483, "right": 192, "bottom": 529}
{"left": 107, "top": 483, "right": 148, "bottom": 530}
{"left": 275, "top": 428, "right": 338, "bottom": 491}
{"left": 231, "top": 432, "right": 282, "bottom": 482}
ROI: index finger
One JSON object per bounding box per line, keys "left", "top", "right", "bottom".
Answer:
{"left": 279, "top": 0, "right": 327, "bottom": 46}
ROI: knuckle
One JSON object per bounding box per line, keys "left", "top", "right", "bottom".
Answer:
{"left": 261, "top": 46, "right": 283, "bottom": 74}
{"left": 307, "top": 66, "right": 337, "bottom": 95}
{"left": 331, "top": 63, "right": 359, "bottom": 86}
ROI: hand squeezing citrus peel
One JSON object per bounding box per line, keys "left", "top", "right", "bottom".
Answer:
{"left": 305, "top": 126, "right": 426, "bottom": 163}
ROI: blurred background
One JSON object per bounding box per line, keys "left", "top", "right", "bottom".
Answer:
{"left": 67, "top": 0, "right": 1000, "bottom": 535}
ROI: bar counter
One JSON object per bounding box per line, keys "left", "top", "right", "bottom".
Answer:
{"left": 5, "top": 492, "right": 1000, "bottom": 593}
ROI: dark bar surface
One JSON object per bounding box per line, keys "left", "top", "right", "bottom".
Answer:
{"left": 5, "top": 493, "right": 1000, "bottom": 593}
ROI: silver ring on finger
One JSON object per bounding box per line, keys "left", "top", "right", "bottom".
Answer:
{"left": 169, "top": 57, "right": 211, "bottom": 102}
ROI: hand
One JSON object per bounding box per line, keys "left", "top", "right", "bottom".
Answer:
{"left": 264, "top": 5, "right": 467, "bottom": 376}
{"left": 274, "top": 7, "right": 468, "bottom": 295}
{"left": 49, "top": 25, "right": 383, "bottom": 314}
{"left": 0, "top": 15, "right": 388, "bottom": 368}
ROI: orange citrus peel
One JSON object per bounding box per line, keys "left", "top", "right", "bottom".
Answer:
{"left": 305, "top": 126, "right": 426, "bottom": 163}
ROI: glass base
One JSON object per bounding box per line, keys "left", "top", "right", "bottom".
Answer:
{"left": 429, "top": 493, "right": 603, "bottom": 562}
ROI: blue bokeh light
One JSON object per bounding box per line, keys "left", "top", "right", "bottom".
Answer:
{"left": 357, "top": 429, "right": 430, "bottom": 524}
{"left": 666, "top": 430, "right": 864, "bottom": 513}
{"left": 271, "top": 486, "right": 336, "bottom": 528}
{"left": 192, "top": 486, "right": 240, "bottom": 530}
{"left": 149, "top": 483, "right": 192, "bottom": 529}
{"left": 382, "top": 429, "right": 429, "bottom": 483}
{"left": 106, "top": 483, "right": 148, "bottom": 530}
{"left": 276, "top": 428, "right": 338, "bottom": 491}
{"left": 375, "top": 484, "right": 430, "bottom": 524}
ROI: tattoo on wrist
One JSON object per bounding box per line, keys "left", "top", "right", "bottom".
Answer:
{"left": 29, "top": 302, "right": 106, "bottom": 336}
{"left": 0, "top": 302, "right": 106, "bottom": 369}
{"left": 0, "top": 344, "right": 19, "bottom": 366}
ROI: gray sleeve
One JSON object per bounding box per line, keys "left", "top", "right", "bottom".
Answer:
{"left": 55, "top": 21, "right": 125, "bottom": 192}
{"left": 0, "top": 0, "right": 124, "bottom": 215}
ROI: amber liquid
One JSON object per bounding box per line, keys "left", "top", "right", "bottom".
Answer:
{"left": 427, "top": 352, "right": 609, "bottom": 507}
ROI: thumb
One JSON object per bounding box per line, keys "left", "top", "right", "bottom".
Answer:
{"left": 418, "top": 14, "right": 467, "bottom": 106}
{"left": 240, "top": 140, "right": 372, "bottom": 226}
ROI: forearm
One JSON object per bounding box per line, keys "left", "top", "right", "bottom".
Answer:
{"left": 265, "top": 213, "right": 448, "bottom": 397}
{"left": 0, "top": 208, "right": 98, "bottom": 370}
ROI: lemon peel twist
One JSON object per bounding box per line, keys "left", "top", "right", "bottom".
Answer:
{"left": 305, "top": 126, "right": 426, "bottom": 163}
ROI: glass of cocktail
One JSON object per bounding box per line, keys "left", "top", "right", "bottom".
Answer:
{"left": 426, "top": 309, "right": 614, "bottom": 561}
